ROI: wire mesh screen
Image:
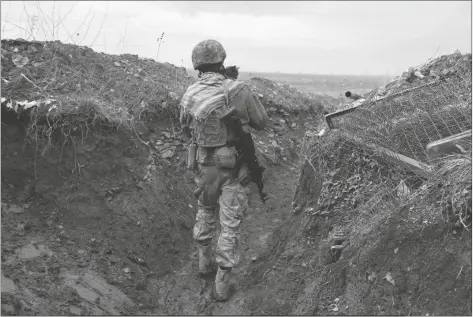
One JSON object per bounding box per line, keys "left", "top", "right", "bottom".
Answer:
{"left": 328, "top": 60, "right": 471, "bottom": 166}
{"left": 299, "top": 53, "right": 472, "bottom": 237}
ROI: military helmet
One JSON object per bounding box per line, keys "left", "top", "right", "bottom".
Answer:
{"left": 191, "top": 39, "right": 226, "bottom": 70}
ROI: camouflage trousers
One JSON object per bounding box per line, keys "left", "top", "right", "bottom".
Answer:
{"left": 193, "top": 164, "right": 250, "bottom": 268}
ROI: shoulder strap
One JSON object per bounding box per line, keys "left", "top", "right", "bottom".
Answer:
{"left": 222, "top": 79, "right": 229, "bottom": 107}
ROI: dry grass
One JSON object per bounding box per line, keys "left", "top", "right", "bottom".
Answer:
{"left": 1, "top": 39, "right": 192, "bottom": 151}
{"left": 299, "top": 52, "right": 472, "bottom": 237}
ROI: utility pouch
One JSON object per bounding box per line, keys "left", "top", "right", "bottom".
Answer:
{"left": 214, "top": 146, "right": 237, "bottom": 169}
{"left": 186, "top": 143, "right": 197, "bottom": 171}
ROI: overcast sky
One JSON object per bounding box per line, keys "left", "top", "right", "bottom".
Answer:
{"left": 1, "top": 1, "right": 471, "bottom": 75}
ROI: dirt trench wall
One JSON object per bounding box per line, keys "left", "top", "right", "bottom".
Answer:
{"left": 1, "top": 108, "right": 197, "bottom": 314}
{"left": 242, "top": 132, "right": 472, "bottom": 316}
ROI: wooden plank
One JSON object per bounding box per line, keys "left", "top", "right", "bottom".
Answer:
{"left": 426, "top": 130, "right": 472, "bottom": 156}
{"left": 325, "top": 105, "right": 360, "bottom": 129}
{"left": 368, "top": 144, "right": 434, "bottom": 178}
{"left": 339, "top": 131, "right": 434, "bottom": 178}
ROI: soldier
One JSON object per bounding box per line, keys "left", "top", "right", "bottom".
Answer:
{"left": 180, "top": 39, "right": 269, "bottom": 301}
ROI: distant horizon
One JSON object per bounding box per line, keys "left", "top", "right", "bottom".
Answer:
{"left": 187, "top": 67, "right": 403, "bottom": 79}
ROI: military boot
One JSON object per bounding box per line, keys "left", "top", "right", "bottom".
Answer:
{"left": 214, "top": 266, "right": 232, "bottom": 301}
{"left": 197, "top": 244, "right": 215, "bottom": 275}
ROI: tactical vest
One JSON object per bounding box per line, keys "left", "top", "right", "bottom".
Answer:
{"left": 192, "top": 112, "right": 229, "bottom": 148}
{"left": 191, "top": 79, "right": 233, "bottom": 148}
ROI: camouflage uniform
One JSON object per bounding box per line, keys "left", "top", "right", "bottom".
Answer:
{"left": 180, "top": 72, "right": 269, "bottom": 268}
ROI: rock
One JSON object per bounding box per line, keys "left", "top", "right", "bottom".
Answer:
{"left": 69, "top": 305, "right": 82, "bottom": 315}
{"left": 16, "top": 243, "right": 53, "bottom": 260}
{"left": 396, "top": 180, "right": 410, "bottom": 198}
{"left": 419, "top": 67, "right": 430, "bottom": 76}
{"left": 3, "top": 204, "right": 24, "bottom": 214}
{"left": 367, "top": 271, "right": 377, "bottom": 282}
{"left": 17, "top": 222, "right": 29, "bottom": 231}
{"left": 2, "top": 303, "right": 15, "bottom": 315}
{"left": 12, "top": 54, "right": 29, "bottom": 68}
{"left": 1, "top": 274, "right": 18, "bottom": 294}
{"left": 292, "top": 205, "right": 302, "bottom": 215}
{"left": 414, "top": 71, "right": 425, "bottom": 79}
{"left": 27, "top": 45, "right": 38, "bottom": 53}
{"left": 160, "top": 149, "right": 174, "bottom": 159}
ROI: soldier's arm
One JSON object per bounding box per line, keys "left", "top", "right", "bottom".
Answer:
{"left": 233, "top": 87, "right": 269, "bottom": 132}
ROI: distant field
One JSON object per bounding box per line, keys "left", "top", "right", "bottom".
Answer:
{"left": 239, "top": 71, "right": 389, "bottom": 98}
{"left": 187, "top": 69, "right": 390, "bottom": 98}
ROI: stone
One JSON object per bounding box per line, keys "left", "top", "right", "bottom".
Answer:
{"left": 3, "top": 204, "right": 24, "bottom": 214}
{"left": 16, "top": 243, "right": 53, "bottom": 260}
{"left": 160, "top": 149, "right": 174, "bottom": 159}
{"left": 12, "top": 54, "right": 29, "bottom": 68}
{"left": 2, "top": 303, "right": 15, "bottom": 315}
{"left": 69, "top": 305, "right": 82, "bottom": 315}
{"left": 1, "top": 274, "right": 18, "bottom": 294}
